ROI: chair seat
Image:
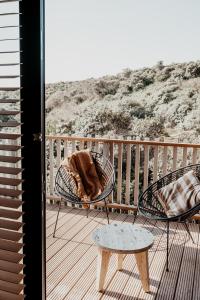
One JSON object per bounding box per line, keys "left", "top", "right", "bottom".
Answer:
{"left": 54, "top": 151, "right": 115, "bottom": 205}
{"left": 138, "top": 164, "right": 200, "bottom": 222}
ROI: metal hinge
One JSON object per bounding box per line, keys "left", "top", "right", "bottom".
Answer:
{"left": 33, "top": 132, "right": 42, "bottom": 142}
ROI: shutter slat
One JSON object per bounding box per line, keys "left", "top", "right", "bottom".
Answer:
{"left": 0, "top": 260, "right": 24, "bottom": 274}
{"left": 0, "top": 219, "right": 23, "bottom": 231}
{"left": 0, "top": 188, "right": 22, "bottom": 197}
{"left": 0, "top": 260, "right": 25, "bottom": 274}
{"left": 0, "top": 177, "right": 22, "bottom": 186}
{"left": 0, "top": 290, "right": 24, "bottom": 300}
{"left": 0, "top": 156, "right": 22, "bottom": 163}
{"left": 0, "top": 279, "right": 24, "bottom": 295}
{"left": 0, "top": 87, "right": 20, "bottom": 91}
{"left": 0, "top": 0, "right": 20, "bottom": 3}
{"left": 0, "top": 38, "right": 21, "bottom": 42}
{"left": 0, "top": 111, "right": 20, "bottom": 116}
{"left": 0, "top": 239, "right": 23, "bottom": 253}
{"left": 0, "top": 145, "right": 22, "bottom": 151}
{"left": 0, "top": 12, "right": 20, "bottom": 16}
{"left": 0, "top": 64, "right": 20, "bottom": 67}
{"left": 0, "top": 209, "right": 22, "bottom": 220}
{"left": 0, "top": 121, "right": 21, "bottom": 128}
{"left": 0, "top": 198, "right": 22, "bottom": 209}
{"left": 0, "top": 26, "right": 19, "bottom": 29}
{"left": 0, "top": 133, "right": 21, "bottom": 140}
{"left": 0, "top": 167, "right": 23, "bottom": 175}
{"left": 0, "top": 99, "right": 21, "bottom": 104}
{"left": 0, "top": 51, "right": 21, "bottom": 54}
{"left": 0, "top": 249, "right": 24, "bottom": 263}
{"left": 0, "top": 75, "right": 20, "bottom": 79}
{"left": 0, "top": 229, "right": 23, "bottom": 242}
{"left": 0, "top": 269, "right": 24, "bottom": 284}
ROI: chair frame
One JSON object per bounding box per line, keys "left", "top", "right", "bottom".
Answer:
{"left": 53, "top": 151, "right": 115, "bottom": 237}
{"left": 138, "top": 163, "right": 200, "bottom": 271}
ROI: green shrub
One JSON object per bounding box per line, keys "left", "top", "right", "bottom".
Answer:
{"left": 94, "top": 80, "right": 119, "bottom": 97}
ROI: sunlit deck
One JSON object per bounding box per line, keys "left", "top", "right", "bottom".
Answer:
{"left": 46, "top": 204, "right": 200, "bottom": 300}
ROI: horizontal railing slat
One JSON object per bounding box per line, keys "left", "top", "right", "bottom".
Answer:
{"left": 46, "top": 135, "right": 200, "bottom": 148}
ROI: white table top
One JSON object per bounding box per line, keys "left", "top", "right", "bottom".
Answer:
{"left": 92, "top": 223, "right": 154, "bottom": 254}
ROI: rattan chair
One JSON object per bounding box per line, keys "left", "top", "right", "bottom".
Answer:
{"left": 138, "top": 164, "right": 200, "bottom": 271}
{"left": 53, "top": 151, "right": 115, "bottom": 237}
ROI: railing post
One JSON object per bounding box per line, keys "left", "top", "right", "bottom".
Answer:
{"left": 182, "top": 147, "right": 187, "bottom": 167}
{"left": 108, "top": 142, "right": 114, "bottom": 204}
{"left": 117, "top": 142, "right": 123, "bottom": 204}
{"left": 49, "top": 139, "right": 54, "bottom": 196}
{"left": 56, "top": 139, "right": 61, "bottom": 168}
{"left": 72, "top": 140, "right": 76, "bottom": 153}
{"left": 134, "top": 144, "right": 140, "bottom": 206}
{"left": 172, "top": 146, "right": 177, "bottom": 171}
{"left": 153, "top": 146, "right": 158, "bottom": 182}
{"left": 143, "top": 145, "right": 149, "bottom": 191}
{"left": 192, "top": 148, "right": 197, "bottom": 164}
{"left": 64, "top": 140, "right": 68, "bottom": 158}
{"left": 125, "top": 143, "right": 131, "bottom": 205}
{"left": 162, "top": 146, "right": 168, "bottom": 176}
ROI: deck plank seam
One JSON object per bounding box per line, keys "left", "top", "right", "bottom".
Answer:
{"left": 188, "top": 224, "right": 200, "bottom": 300}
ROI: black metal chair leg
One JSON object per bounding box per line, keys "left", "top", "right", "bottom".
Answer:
{"left": 183, "top": 222, "right": 195, "bottom": 244}
{"left": 86, "top": 205, "right": 90, "bottom": 218}
{"left": 132, "top": 211, "right": 137, "bottom": 224}
{"left": 166, "top": 221, "right": 169, "bottom": 272}
{"left": 104, "top": 199, "right": 110, "bottom": 224}
{"left": 53, "top": 200, "right": 62, "bottom": 238}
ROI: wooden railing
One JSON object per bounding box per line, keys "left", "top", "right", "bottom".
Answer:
{"left": 46, "top": 135, "right": 200, "bottom": 216}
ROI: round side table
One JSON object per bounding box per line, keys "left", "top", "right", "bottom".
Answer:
{"left": 92, "top": 223, "right": 154, "bottom": 292}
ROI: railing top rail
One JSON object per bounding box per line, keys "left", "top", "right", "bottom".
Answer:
{"left": 46, "top": 135, "right": 200, "bottom": 149}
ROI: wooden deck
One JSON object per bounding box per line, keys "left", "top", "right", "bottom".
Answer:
{"left": 46, "top": 204, "right": 200, "bottom": 300}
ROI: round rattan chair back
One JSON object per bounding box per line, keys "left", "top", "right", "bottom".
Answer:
{"left": 55, "top": 151, "right": 115, "bottom": 205}
{"left": 138, "top": 164, "right": 200, "bottom": 222}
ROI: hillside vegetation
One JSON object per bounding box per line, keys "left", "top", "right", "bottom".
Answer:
{"left": 46, "top": 61, "right": 200, "bottom": 143}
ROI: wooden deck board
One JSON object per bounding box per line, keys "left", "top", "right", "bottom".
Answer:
{"left": 46, "top": 207, "right": 74, "bottom": 233}
{"left": 173, "top": 223, "right": 199, "bottom": 300}
{"left": 192, "top": 224, "right": 200, "bottom": 300}
{"left": 155, "top": 223, "right": 187, "bottom": 300}
{"left": 46, "top": 207, "right": 81, "bottom": 238}
{"left": 46, "top": 207, "right": 200, "bottom": 300}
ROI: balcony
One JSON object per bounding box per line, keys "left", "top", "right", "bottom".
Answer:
{"left": 46, "top": 135, "right": 200, "bottom": 299}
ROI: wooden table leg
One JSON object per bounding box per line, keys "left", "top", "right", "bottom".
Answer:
{"left": 134, "top": 250, "right": 150, "bottom": 292}
{"left": 96, "top": 248, "right": 111, "bottom": 292}
{"left": 117, "top": 254, "right": 124, "bottom": 271}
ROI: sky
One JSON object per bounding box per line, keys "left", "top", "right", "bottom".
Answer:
{"left": 33, "top": 1, "right": 200, "bottom": 82}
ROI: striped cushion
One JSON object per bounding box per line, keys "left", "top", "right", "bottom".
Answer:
{"left": 157, "top": 170, "right": 200, "bottom": 217}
